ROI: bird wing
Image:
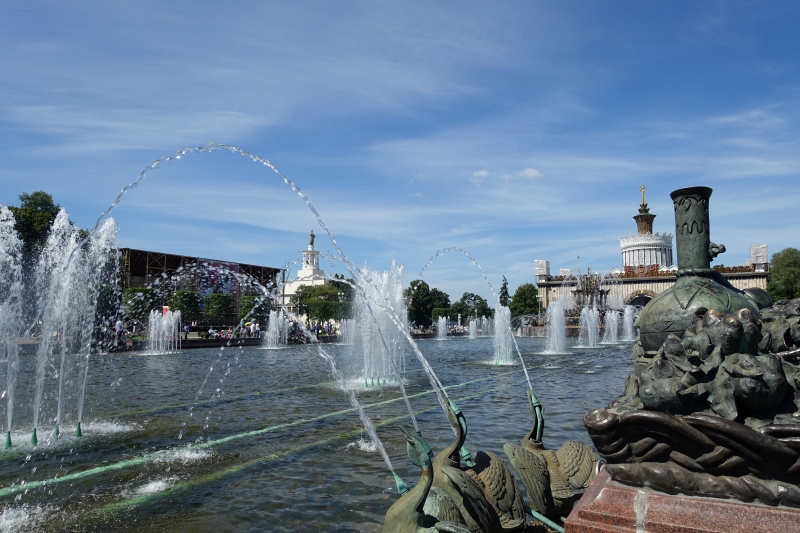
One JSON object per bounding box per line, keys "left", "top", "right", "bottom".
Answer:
{"left": 468, "top": 451, "right": 526, "bottom": 532}
{"left": 441, "top": 465, "right": 500, "bottom": 533}
{"left": 424, "top": 486, "right": 466, "bottom": 526}
{"left": 555, "top": 440, "right": 597, "bottom": 490}
{"left": 434, "top": 521, "right": 474, "bottom": 533}
{"left": 504, "top": 443, "right": 550, "bottom": 516}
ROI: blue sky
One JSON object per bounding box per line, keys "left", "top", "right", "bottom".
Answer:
{"left": 2, "top": 1, "right": 799, "bottom": 303}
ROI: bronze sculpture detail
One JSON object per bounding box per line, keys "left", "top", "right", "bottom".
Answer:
{"left": 384, "top": 396, "right": 593, "bottom": 532}
{"left": 586, "top": 186, "right": 800, "bottom": 509}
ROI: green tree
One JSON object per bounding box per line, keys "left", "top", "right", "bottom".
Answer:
{"left": 291, "top": 285, "right": 309, "bottom": 317}
{"left": 457, "top": 292, "right": 491, "bottom": 318}
{"left": 405, "top": 280, "right": 432, "bottom": 327}
{"left": 430, "top": 288, "right": 450, "bottom": 310}
{"left": 499, "top": 276, "right": 510, "bottom": 307}
{"left": 122, "top": 287, "right": 159, "bottom": 321}
{"left": 292, "top": 284, "right": 349, "bottom": 323}
{"left": 767, "top": 247, "right": 800, "bottom": 301}
{"left": 168, "top": 290, "right": 201, "bottom": 323}
{"left": 203, "top": 293, "right": 235, "bottom": 322}
{"left": 509, "top": 283, "right": 540, "bottom": 316}
{"left": 7, "top": 191, "right": 61, "bottom": 252}
{"left": 431, "top": 307, "right": 451, "bottom": 321}
{"left": 405, "top": 280, "right": 451, "bottom": 327}
{"left": 239, "top": 294, "right": 272, "bottom": 323}
{"left": 328, "top": 273, "right": 356, "bottom": 302}
{"left": 450, "top": 301, "right": 467, "bottom": 318}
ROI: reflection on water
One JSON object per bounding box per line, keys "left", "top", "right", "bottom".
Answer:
{"left": 0, "top": 336, "right": 633, "bottom": 532}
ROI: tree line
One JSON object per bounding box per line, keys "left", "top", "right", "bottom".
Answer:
{"left": 6, "top": 191, "right": 800, "bottom": 331}
{"left": 404, "top": 277, "right": 542, "bottom": 327}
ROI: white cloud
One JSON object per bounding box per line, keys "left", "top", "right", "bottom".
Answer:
{"left": 517, "top": 167, "right": 543, "bottom": 180}
{"left": 499, "top": 168, "right": 544, "bottom": 182}
{"left": 470, "top": 170, "right": 489, "bottom": 185}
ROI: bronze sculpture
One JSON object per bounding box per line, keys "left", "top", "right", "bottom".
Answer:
{"left": 585, "top": 186, "right": 800, "bottom": 508}
{"left": 505, "top": 391, "right": 596, "bottom": 521}
{"left": 384, "top": 395, "right": 596, "bottom": 532}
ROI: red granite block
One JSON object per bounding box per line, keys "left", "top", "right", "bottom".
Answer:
{"left": 565, "top": 469, "right": 800, "bottom": 533}
{"left": 645, "top": 492, "right": 800, "bottom": 533}
{"left": 567, "top": 470, "right": 637, "bottom": 533}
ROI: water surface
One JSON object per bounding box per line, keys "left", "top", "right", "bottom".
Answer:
{"left": 0, "top": 336, "right": 633, "bottom": 532}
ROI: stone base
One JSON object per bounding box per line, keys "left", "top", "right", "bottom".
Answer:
{"left": 565, "top": 469, "right": 800, "bottom": 533}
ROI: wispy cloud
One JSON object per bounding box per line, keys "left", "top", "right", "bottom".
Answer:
{"left": 3, "top": 1, "right": 800, "bottom": 299}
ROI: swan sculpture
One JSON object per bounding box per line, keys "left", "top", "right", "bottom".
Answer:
{"left": 383, "top": 428, "right": 472, "bottom": 533}
{"left": 504, "top": 390, "right": 596, "bottom": 521}
{"left": 433, "top": 399, "right": 527, "bottom": 533}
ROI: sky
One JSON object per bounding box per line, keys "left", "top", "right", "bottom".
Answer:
{"left": 2, "top": 1, "right": 799, "bottom": 303}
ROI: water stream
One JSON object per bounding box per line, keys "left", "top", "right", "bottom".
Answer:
{"left": 0, "top": 337, "right": 632, "bottom": 532}
{"left": 0, "top": 145, "right": 630, "bottom": 530}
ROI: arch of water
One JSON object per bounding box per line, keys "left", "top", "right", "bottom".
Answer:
{"left": 0, "top": 145, "right": 556, "bottom": 528}
{"left": 417, "top": 247, "right": 532, "bottom": 385}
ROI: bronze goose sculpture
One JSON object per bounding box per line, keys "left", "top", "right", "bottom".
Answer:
{"left": 504, "top": 390, "right": 597, "bottom": 521}
{"left": 434, "top": 400, "right": 527, "bottom": 533}
{"left": 384, "top": 428, "right": 472, "bottom": 533}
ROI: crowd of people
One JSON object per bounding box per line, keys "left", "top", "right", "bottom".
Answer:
{"left": 205, "top": 322, "right": 261, "bottom": 339}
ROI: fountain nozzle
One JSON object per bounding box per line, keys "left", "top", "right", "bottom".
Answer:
{"left": 4, "top": 431, "right": 10, "bottom": 450}
{"left": 30, "top": 427, "right": 38, "bottom": 446}
{"left": 75, "top": 422, "right": 82, "bottom": 438}
{"left": 392, "top": 471, "right": 410, "bottom": 495}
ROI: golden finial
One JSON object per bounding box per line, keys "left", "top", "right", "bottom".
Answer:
{"left": 640, "top": 185, "right": 647, "bottom": 205}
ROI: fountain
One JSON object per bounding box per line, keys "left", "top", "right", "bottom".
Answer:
{"left": 621, "top": 304, "right": 637, "bottom": 341}
{"left": 468, "top": 318, "right": 477, "bottom": 339}
{"left": 492, "top": 304, "right": 514, "bottom": 365}
{"left": 436, "top": 316, "right": 447, "bottom": 340}
{"left": 543, "top": 298, "right": 567, "bottom": 354}
{"left": 345, "top": 264, "right": 407, "bottom": 388}
{"left": 478, "top": 315, "right": 492, "bottom": 336}
{"left": 339, "top": 317, "right": 356, "bottom": 345}
{"left": 1, "top": 146, "right": 626, "bottom": 532}
{"left": 146, "top": 308, "right": 181, "bottom": 354}
{"left": 571, "top": 269, "right": 609, "bottom": 310}
{"left": 0, "top": 207, "right": 24, "bottom": 450}
{"left": 263, "top": 309, "right": 289, "bottom": 348}
{"left": 601, "top": 309, "right": 619, "bottom": 344}
{"left": 576, "top": 306, "right": 600, "bottom": 348}
{"left": 0, "top": 208, "right": 118, "bottom": 447}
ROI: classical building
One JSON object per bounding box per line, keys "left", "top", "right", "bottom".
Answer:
{"left": 535, "top": 187, "right": 769, "bottom": 310}
{"left": 281, "top": 231, "right": 327, "bottom": 311}
{"left": 619, "top": 185, "right": 674, "bottom": 271}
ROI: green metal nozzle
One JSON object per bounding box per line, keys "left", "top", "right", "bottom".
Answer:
{"left": 392, "top": 470, "right": 410, "bottom": 495}
{"left": 528, "top": 390, "right": 544, "bottom": 443}
{"left": 415, "top": 431, "right": 432, "bottom": 459}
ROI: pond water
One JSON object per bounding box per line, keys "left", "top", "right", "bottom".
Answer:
{"left": 0, "top": 336, "right": 633, "bottom": 532}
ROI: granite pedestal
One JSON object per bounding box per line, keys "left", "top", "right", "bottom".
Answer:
{"left": 565, "top": 469, "right": 800, "bottom": 533}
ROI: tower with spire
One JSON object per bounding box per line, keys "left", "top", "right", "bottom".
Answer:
{"left": 619, "top": 186, "right": 674, "bottom": 271}
{"left": 282, "top": 230, "right": 327, "bottom": 311}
